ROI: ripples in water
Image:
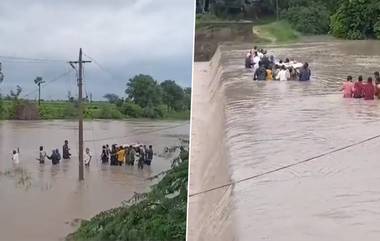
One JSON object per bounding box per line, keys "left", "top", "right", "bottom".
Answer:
{"left": 222, "top": 40, "right": 380, "bottom": 241}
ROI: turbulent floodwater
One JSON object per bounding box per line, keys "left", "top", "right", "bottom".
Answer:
{"left": 0, "top": 120, "right": 189, "bottom": 241}
{"left": 220, "top": 40, "right": 380, "bottom": 241}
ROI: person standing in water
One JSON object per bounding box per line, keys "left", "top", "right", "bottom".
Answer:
{"left": 254, "top": 62, "right": 267, "bottom": 81}
{"left": 110, "top": 145, "right": 117, "bottom": 165}
{"left": 145, "top": 145, "right": 154, "bottom": 166}
{"left": 375, "top": 75, "right": 380, "bottom": 99}
{"left": 101, "top": 145, "right": 108, "bottom": 163}
{"left": 116, "top": 146, "right": 125, "bottom": 166}
{"left": 84, "top": 148, "right": 92, "bottom": 167}
{"left": 374, "top": 71, "right": 380, "bottom": 80}
{"left": 12, "top": 149, "right": 20, "bottom": 165}
{"left": 62, "top": 140, "right": 71, "bottom": 159}
{"left": 47, "top": 149, "right": 61, "bottom": 165}
{"left": 128, "top": 145, "right": 136, "bottom": 165}
{"left": 138, "top": 147, "right": 145, "bottom": 169}
{"left": 341, "top": 75, "right": 354, "bottom": 98}
{"left": 353, "top": 75, "right": 364, "bottom": 98}
{"left": 276, "top": 65, "right": 290, "bottom": 81}
{"left": 299, "top": 62, "right": 311, "bottom": 81}
{"left": 38, "top": 146, "right": 47, "bottom": 164}
{"left": 363, "top": 77, "right": 375, "bottom": 100}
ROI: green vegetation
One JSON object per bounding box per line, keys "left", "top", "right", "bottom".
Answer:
{"left": 330, "top": 0, "right": 380, "bottom": 39}
{"left": 0, "top": 74, "right": 191, "bottom": 120}
{"left": 66, "top": 145, "right": 189, "bottom": 241}
{"left": 253, "top": 20, "right": 300, "bottom": 42}
{"left": 284, "top": 1, "right": 331, "bottom": 34}
{"left": 197, "top": 0, "right": 380, "bottom": 40}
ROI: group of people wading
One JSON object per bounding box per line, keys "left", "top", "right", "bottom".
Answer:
{"left": 35, "top": 140, "right": 91, "bottom": 166}
{"left": 101, "top": 144, "right": 154, "bottom": 169}
{"left": 12, "top": 140, "right": 154, "bottom": 170}
{"left": 245, "top": 46, "right": 311, "bottom": 81}
{"left": 341, "top": 72, "right": 380, "bottom": 100}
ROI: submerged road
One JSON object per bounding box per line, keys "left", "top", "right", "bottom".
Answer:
{"left": 189, "top": 39, "right": 380, "bottom": 241}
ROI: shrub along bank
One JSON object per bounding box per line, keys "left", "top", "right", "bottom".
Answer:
{"left": 66, "top": 146, "right": 189, "bottom": 241}
{"left": 197, "top": 0, "right": 380, "bottom": 40}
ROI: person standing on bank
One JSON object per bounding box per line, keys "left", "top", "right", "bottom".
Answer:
{"left": 63, "top": 140, "right": 71, "bottom": 159}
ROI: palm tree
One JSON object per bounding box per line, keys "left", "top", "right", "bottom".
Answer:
{"left": 0, "top": 62, "right": 4, "bottom": 84}
{"left": 34, "top": 76, "right": 45, "bottom": 105}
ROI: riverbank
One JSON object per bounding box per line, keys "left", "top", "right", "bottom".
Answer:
{"left": 66, "top": 148, "right": 188, "bottom": 241}
{"left": 0, "top": 100, "right": 190, "bottom": 120}
{"left": 194, "top": 19, "right": 300, "bottom": 61}
{"left": 188, "top": 48, "right": 235, "bottom": 241}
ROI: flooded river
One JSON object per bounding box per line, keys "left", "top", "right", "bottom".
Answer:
{"left": 190, "top": 39, "right": 380, "bottom": 241}
{"left": 0, "top": 120, "right": 189, "bottom": 241}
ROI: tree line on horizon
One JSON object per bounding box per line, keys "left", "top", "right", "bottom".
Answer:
{"left": 104, "top": 74, "right": 191, "bottom": 119}
{"left": 0, "top": 74, "right": 191, "bottom": 120}
{"left": 197, "top": 0, "right": 380, "bottom": 39}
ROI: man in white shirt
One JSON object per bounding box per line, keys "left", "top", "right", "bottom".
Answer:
{"left": 84, "top": 148, "right": 92, "bottom": 166}
{"left": 12, "top": 149, "right": 20, "bottom": 164}
{"left": 276, "top": 65, "right": 290, "bottom": 81}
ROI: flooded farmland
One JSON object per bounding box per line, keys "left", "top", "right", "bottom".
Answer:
{"left": 0, "top": 120, "right": 189, "bottom": 241}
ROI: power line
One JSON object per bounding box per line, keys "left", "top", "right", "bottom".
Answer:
{"left": 82, "top": 52, "right": 120, "bottom": 80}
{"left": 188, "top": 133, "right": 380, "bottom": 198}
{"left": 22, "top": 69, "right": 74, "bottom": 98}
{"left": 0, "top": 55, "right": 66, "bottom": 63}
{"left": 84, "top": 123, "right": 188, "bottom": 143}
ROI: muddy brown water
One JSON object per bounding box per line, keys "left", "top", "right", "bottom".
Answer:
{"left": 0, "top": 120, "right": 189, "bottom": 241}
{"left": 190, "top": 39, "right": 380, "bottom": 241}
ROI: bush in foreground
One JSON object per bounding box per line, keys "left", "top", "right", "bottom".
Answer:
{"left": 67, "top": 145, "right": 189, "bottom": 241}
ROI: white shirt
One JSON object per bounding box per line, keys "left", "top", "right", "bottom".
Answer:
{"left": 84, "top": 151, "right": 92, "bottom": 165}
{"left": 258, "top": 52, "right": 264, "bottom": 59}
{"left": 277, "top": 69, "right": 290, "bottom": 81}
{"left": 12, "top": 153, "right": 20, "bottom": 164}
{"left": 253, "top": 56, "right": 261, "bottom": 65}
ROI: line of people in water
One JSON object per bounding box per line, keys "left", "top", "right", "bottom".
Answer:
{"left": 12, "top": 140, "right": 154, "bottom": 169}
{"left": 36, "top": 140, "right": 92, "bottom": 166}
{"left": 341, "top": 72, "right": 380, "bottom": 100}
{"left": 101, "top": 144, "right": 154, "bottom": 169}
{"left": 245, "top": 46, "right": 311, "bottom": 81}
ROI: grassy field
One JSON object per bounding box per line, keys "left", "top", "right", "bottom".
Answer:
{"left": 253, "top": 20, "right": 300, "bottom": 43}
{"left": 0, "top": 100, "right": 190, "bottom": 120}
{"left": 194, "top": 17, "right": 301, "bottom": 61}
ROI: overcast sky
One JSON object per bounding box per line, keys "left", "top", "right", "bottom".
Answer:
{"left": 0, "top": 0, "right": 194, "bottom": 100}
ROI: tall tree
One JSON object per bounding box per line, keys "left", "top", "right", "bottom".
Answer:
{"left": 160, "top": 80, "right": 185, "bottom": 111}
{"left": 10, "top": 85, "right": 22, "bottom": 100}
{"left": 125, "top": 74, "right": 162, "bottom": 108}
{"left": 103, "top": 93, "right": 120, "bottom": 104}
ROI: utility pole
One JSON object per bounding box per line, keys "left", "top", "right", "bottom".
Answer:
{"left": 276, "top": 0, "right": 279, "bottom": 21}
{"left": 69, "top": 48, "right": 91, "bottom": 181}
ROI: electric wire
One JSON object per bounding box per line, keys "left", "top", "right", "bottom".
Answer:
{"left": 188, "top": 133, "right": 380, "bottom": 197}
